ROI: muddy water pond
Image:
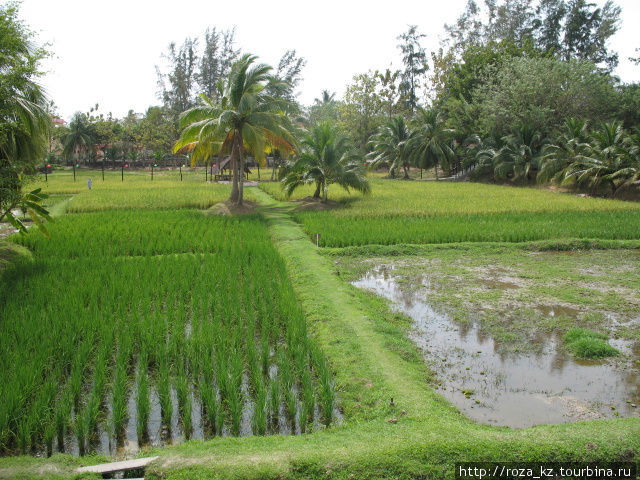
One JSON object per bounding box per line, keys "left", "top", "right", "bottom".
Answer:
{"left": 353, "top": 266, "right": 640, "bottom": 428}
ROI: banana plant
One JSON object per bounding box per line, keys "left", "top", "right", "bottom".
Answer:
{"left": 1, "top": 186, "right": 51, "bottom": 237}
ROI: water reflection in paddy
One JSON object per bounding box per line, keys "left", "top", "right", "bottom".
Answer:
{"left": 353, "top": 266, "right": 640, "bottom": 427}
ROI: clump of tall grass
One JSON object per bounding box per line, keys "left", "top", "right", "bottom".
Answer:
{"left": 300, "top": 369, "right": 315, "bottom": 432}
{"left": 278, "top": 351, "right": 297, "bottom": 424}
{"left": 226, "top": 352, "right": 244, "bottom": 436}
{"left": 563, "top": 328, "right": 619, "bottom": 359}
{"left": 112, "top": 337, "right": 132, "bottom": 439}
{"left": 269, "top": 374, "right": 280, "bottom": 427}
{"left": 200, "top": 380, "right": 219, "bottom": 436}
{"left": 84, "top": 338, "right": 113, "bottom": 447}
{"left": 55, "top": 394, "right": 72, "bottom": 452}
{"left": 252, "top": 384, "right": 267, "bottom": 435}
{"left": 311, "top": 345, "right": 335, "bottom": 426}
{"left": 175, "top": 370, "right": 192, "bottom": 439}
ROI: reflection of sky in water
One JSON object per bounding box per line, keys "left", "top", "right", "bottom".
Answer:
{"left": 353, "top": 266, "right": 640, "bottom": 428}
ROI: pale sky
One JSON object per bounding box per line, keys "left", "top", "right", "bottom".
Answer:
{"left": 18, "top": 0, "right": 640, "bottom": 120}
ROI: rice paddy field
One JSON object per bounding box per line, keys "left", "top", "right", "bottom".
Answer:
{"left": 260, "top": 179, "right": 640, "bottom": 247}
{"left": 0, "top": 174, "right": 335, "bottom": 458}
{"left": 1, "top": 171, "right": 640, "bottom": 480}
{"left": 30, "top": 169, "right": 248, "bottom": 212}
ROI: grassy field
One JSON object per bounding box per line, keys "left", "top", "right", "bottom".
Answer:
{"left": 31, "top": 170, "right": 237, "bottom": 212}
{"left": 261, "top": 179, "right": 640, "bottom": 247}
{"left": 0, "top": 174, "right": 639, "bottom": 479}
{"left": 15, "top": 210, "right": 259, "bottom": 258}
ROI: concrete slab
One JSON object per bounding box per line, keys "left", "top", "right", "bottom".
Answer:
{"left": 75, "top": 456, "right": 158, "bottom": 474}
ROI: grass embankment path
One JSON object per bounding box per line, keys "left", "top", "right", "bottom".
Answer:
{"left": 254, "top": 188, "right": 431, "bottom": 413}
{"left": 1, "top": 187, "right": 639, "bottom": 480}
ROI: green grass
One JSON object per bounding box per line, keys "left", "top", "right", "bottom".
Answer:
{"left": 261, "top": 179, "right": 640, "bottom": 247}
{"left": 32, "top": 167, "right": 272, "bottom": 195}
{"left": 563, "top": 328, "right": 620, "bottom": 358}
{"left": 15, "top": 210, "right": 267, "bottom": 258}
{"left": 296, "top": 210, "right": 640, "bottom": 246}
{"left": 0, "top": 242, "right": 32, "bottom": 270}
{"left": 30, "top": 169, "right": 256, "bottom": 212}
{"left": 67, "top": 184, "right": 233, "bottom": 212}
{"left": 261, "top": 178, "right": 640, "bottom": 215}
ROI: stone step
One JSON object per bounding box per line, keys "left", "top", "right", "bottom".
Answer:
{"left": 75, "top": 456, "right": 158, "bottom": 474}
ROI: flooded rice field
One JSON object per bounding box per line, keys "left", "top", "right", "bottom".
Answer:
{"left": 40, "top": 363, "right": 340, "bottom": 458}
{"left": 43, "top": 378, "right": 333, "bottom": 457}
{"left": 353, "top": 265, "right": 640, "bottom": 428}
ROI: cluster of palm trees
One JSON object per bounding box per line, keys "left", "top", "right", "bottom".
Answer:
{"left": 175, "top": 54, "right": 371, "bottom": 205}
{"left": 366, "top": 109, "right": 456, "bottom": 179}
{"left": 472, "top": 120, "right": 640, "bottom": 196}
{"left": 176, "top": 54, "right": 640, "bottom": 203}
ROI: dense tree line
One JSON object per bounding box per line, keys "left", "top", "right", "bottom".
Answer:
{"left": 53, "top": 106, "right": 177, "bottom": 167}
{"left": 303, "top": 0, "right": 640, "bottom": 198}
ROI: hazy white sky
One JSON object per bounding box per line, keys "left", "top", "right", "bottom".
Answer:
{"left": 19, "top": 0, "right": 640, "bottom": 120}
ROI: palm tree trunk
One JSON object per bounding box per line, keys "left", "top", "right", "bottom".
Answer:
{"left": 230, "top": 133, "right": 240, "bottom": 203}
{"left": 237, "top": 132, "right": 245, "bottom": 206}
{"left": 313, "top": 182, "right": 321, "bottom": 198}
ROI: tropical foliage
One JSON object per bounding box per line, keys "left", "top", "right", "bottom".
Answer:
{"left": 367, "top": 116, "right": 412, "bottom": 178}
{"left": 61, "top": 113, "right": 94, "bottom": 162}
{"left": 407, "top": 108, "right": 456, "bottom": 179}
{"left": 282, "top": 123, "right": 370, "bottom": 202}
{"left": 0, "top": 3, "right": 51, "bottom": 234}
{"left": 174, "top": 54, "right": 297, "bottom": 204}
{"left": 542, "top": 121, "right": 640, "bottom": 196}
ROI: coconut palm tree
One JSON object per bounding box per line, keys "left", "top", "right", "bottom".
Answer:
{"left": 612, "top": 127, "right": 640, "bottom": 194}
{"left": 493, "top": 123, "right": 548, "bottom": 182}
{"left": 367, "top": 116, "right": 412, "bottom": 178}
{"left": 1, "top": 87, "right": 50, "bottom": 172}
{"left": 282, "top": 123, "right": 370, "bottom": 202}
{"left": 538, "top": 118, "right": 590, "bottom": 184}
{"left": 174, "top": 54, "right": 297, "bottom": 205}
{"left": 407, "top": 108, "right": 456, "bottom": 179}
{"left": 62, "top": 113, "right": 94, "bottom": 164}
{"left": 461, "top": 134, "right": 497, "bottom": 173}
{"left": 314, "top": 90, "right": 335, "bottom": 105}
{"left": 0, "top": 16, "right": 51, "bottom": 235}
{"left": 561, "top": 121, "right": 633, "bottom": 195}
